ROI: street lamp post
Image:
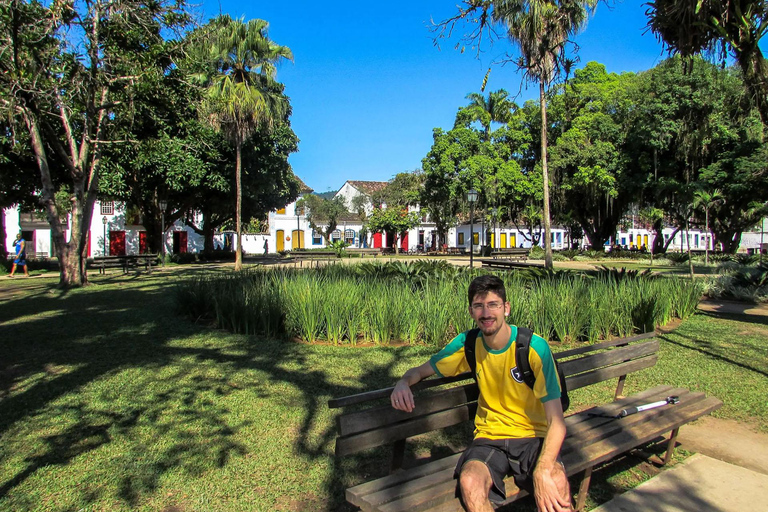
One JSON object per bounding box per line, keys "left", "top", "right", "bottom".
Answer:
{"left": 159, "top": 200, "right": 168, "bottom": 265}
{"left": 102, "top": 216, "right": 108, "bottom": 256}
{"left": 467, "top": 189, "right": 478, "bottom": 268}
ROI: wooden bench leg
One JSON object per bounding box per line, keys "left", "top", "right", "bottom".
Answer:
{"left": 575, "top": 466, "right": 593, "bottom": 512}
{"left": 391, "top": 439, "right": 406, "bottom": 472}
{"left": 663, "top": 427, "right": 680, "bottom": 466}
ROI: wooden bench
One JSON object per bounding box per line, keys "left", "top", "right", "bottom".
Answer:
{"left": 328, "top": 332, "right": 722, "bottom": 512}
{"left": 91, "top": 254, "right": 157, "bottom": 274}
{"left": 347, "top": 248, "right": 381, "bottom": 258}
{"left": 489, "top": 248, "right": 530, "bottom": 260}
{"left": 478, "top": 259, "right": 544, "bottom": 270}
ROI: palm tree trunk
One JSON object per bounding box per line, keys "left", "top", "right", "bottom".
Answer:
{"left": 686, "top": 218, "right": 694, "bottom": 280}
{"left": 704, "top": 209, "right": 709, "bottom": 266}
{"left": 235, "top": 142, "right": 243, "bottom": 271}
{"left": 540, "top": 81, "right": 553, "bottom": 270}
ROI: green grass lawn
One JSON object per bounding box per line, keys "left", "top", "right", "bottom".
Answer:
{"left": 1, "top": 268, "right": 766, "bottom": 512}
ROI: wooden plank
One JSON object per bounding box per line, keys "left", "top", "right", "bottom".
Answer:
{"left": 555, "top": 331, "right": 657, "bottom": 359}
{"left": 346, "top": 454, "right": 462, "bottom": 508}
{"left": 338, "top": 384, "right": 479, "bottom": 437}
{"left": 559, "top": 340, "right": 659, "bottom": 377}
{"left": 336, "top": 404, "right": 476, "bottom": 457}
{"left": 328, "top": 373, "right": 474, "bottom": 409}
{"left": 565, "top": 355, "right": 657, "bottom": 391}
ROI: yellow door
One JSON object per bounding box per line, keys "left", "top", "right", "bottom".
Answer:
{"left": 490, "top": 233, "right": 496, "bottom": 248}
{"left": 292, "top": 230, "right": 304, "bottom": 250}
{"left": 510, "top": 234, "right": 516, "bottom": 248}
{"left": 643, "top": 235, "right": 649, "bottom": 248}
{"left": 276, "top": 230, "right": 284, "bottom": 252}
{"left": 501, "top": 233, "right": 507, "bottom": 248}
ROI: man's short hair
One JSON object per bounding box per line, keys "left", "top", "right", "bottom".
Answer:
{"left": 467, "top": 275, "right": 507, "bottom": 305}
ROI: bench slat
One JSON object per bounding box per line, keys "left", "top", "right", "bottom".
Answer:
{"left": 336, "top": 404, "right": 477, "bottom": 457}
{"left": 338, "top": 384, "right": 478, "bottom": 437}
{"left": 559, "top": 340, "right": 659, "bottom": 377}
{"left": 554, "top": 331, "right": 657, "bottom": 359}
{"left": 329, "top": 373, "right": 473, "bottom": 409}
{"left": 565, "top": 354, "right": 657, "bottom": 391}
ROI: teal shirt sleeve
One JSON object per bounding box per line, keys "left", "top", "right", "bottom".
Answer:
{"left": 530, "top": 334, "right": 562, "bottom": 403}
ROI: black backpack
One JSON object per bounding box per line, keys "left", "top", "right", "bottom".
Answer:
{"left": 464, "top": 327, "right": 570, "bottom": 412}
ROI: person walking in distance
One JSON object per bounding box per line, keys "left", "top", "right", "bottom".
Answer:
{"left": 391, "top": 275, "right": 570, "bottom": 512}
{"left": 9, "top": 233, "right": 30, "bottom": 278}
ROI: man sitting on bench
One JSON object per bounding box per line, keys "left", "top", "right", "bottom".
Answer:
{"left": 391, "top": 275, "right": 570, "bottom": 512}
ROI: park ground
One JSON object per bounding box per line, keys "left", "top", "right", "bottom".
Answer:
{"left": 0, "top": 262, "right": 766, "bottom": 512}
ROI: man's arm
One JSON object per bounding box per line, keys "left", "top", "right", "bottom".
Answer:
{"left": 533, "top": 399, "right": 571, "bottom": 512}
{"left": 390, "top": 361, "right": 435, "bottom": 413}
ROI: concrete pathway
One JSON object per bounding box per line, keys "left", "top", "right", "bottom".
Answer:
{"left": 592, "top": 454, "right": 768, "bottom": 512}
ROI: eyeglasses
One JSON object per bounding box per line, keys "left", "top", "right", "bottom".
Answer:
{"left": 471, "top": 301, "right": 504, "bottom": 312}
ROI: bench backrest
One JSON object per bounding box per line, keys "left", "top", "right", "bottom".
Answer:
{"left": 329, "top": 331, "right": 658, "bottom": 457}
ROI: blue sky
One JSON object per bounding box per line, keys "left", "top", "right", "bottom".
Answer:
{"left": 202, "top": 1, "right": 669, "bottom": 193}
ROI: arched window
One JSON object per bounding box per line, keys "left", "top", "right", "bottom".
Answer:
{"left": 345, "top": 229, "right": 355, "bottom": 244}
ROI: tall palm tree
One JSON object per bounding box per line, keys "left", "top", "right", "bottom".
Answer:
{"left": 491, "top": 0, "right": 597, "bottom": 269}
{"left": 693, "top": 188, "right": 724, "bottom": 265}
{"left": 202, "top": 15, "right": 292, "bottom": 271}
{"left": 458, "top": 89, "right": 516, "bottom": 140}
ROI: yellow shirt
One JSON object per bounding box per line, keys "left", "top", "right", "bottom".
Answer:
{"left": 429, "top": 326, "right": 561, "bottom": 439}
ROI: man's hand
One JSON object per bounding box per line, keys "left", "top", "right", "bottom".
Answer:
{"left": 533, "top": 464, "right": 572, "bottom": 512}
{"left": 390, "top": 379, "right": 415, "bottom": 412}
{"left": 390, "top": 362, "right": 435, "bottom": 413}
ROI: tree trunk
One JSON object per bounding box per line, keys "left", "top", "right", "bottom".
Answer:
{"left": 25, "top": 113, "right": 87, "bottom": 287}
{"left": 235, "top": 142, "right": 243, "bottom": 271}
{"left": 686, "top": 219, "right": 694, "bottom": 280}
{"left": 0, "top": 209, "right": 6, "bottom": 260}
{"left": 540, "top": 81, "right": 553, "bottom": 270}
{"left": 704, "top": 209, "right": 709, "bottom": 265}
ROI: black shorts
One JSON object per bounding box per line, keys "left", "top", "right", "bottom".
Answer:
{"left": 454, "top": 437, "right": 558, "bottom": 505}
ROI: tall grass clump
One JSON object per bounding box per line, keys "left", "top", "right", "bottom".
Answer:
{"left": 176, "top": 263, "right": 704, "bottom": 346}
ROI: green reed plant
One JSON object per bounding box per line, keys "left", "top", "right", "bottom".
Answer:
{"left": 175, "top": 264, "right": 704, "bottom": 346}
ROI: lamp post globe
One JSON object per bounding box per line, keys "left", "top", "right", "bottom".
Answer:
{"left": 467, "top": 189, "right": 478, "bottom": 268}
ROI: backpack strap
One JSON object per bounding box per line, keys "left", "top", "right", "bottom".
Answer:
{"left": 515, "top": 327, "right": 536, "bottom": 390}
{"left": 464, "top": 328, "right": 481, "bottom": 379}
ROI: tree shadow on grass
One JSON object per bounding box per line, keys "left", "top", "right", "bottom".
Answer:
{"left": 0, "top": 273, "right": 420, "bottom": 511}
{"left": 659, "top": 328, "right": 768, "bottom": 379}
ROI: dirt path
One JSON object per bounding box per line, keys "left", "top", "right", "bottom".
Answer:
{"left": 676, "top": 416, "right": 768, "bottom": 475}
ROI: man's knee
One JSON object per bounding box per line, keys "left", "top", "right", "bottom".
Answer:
{"left": 459, "top": 460, "right": 493, "bottom": 501}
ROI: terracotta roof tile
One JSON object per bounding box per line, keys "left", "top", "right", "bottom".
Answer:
{"left": 294, "top": 175, "right": 313, "bottom": 194}
{"left": 347, "top": 180, "right": 388, "bottom": 195}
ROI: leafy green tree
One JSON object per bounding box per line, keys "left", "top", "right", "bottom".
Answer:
{"left": 629, "top": 57, "right": 768, "bottom": 253}
{"left": 373, "top": 171, "right": 424, "bottom": 208}
{"left": 0, "top": 0, "right": 189, "bottom": 286}
{"left": 197, "top": 15, "right": 292, "bottom": 270}
{"left": 549, "top": 63, "right": 639, "bottom": 249}
{"left": 296, "top": 195, "right": 349, "bottom": 244}
{"left": 366, "top": 207, "right": 421, "bottom": 253}
{"left": 646, "top": 0, "right": 768, "bottom": 127}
